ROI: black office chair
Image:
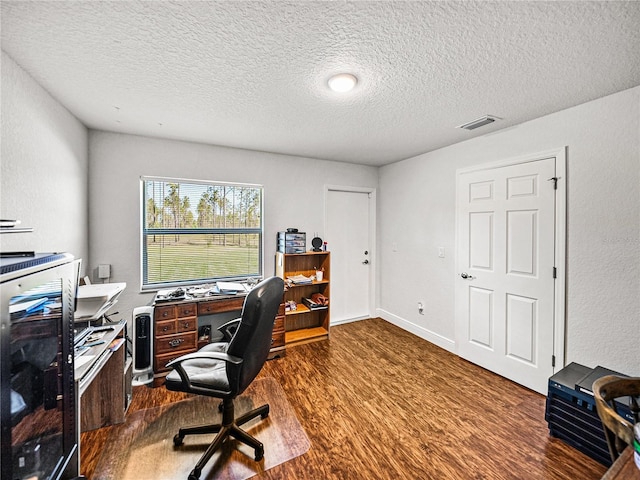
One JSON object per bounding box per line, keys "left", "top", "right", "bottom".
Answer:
{"left": 165, "top": 276, "right": 284, "bottom": 480}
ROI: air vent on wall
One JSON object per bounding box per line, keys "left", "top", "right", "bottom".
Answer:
{"left": 456, "top": 115, "right": 500, "bottom": 130}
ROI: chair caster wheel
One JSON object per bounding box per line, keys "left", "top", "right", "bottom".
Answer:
{"left": 173, "top": 434, "right": 184, "bottom": 446}
{"left": 255, "top": 447, "right": 264, "bottom": 461}
{"left": 188, "top": 468, "right": 201, "bottom": 480}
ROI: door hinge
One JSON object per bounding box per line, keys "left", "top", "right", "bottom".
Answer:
{"left": 552, "top": 267, "right": 557, "bottom": 279}
{"left": 548, "top": 177, "right": 558, "bottom": 190}
{"left": 552, "top": 355, "right": 556, "bottom": 367}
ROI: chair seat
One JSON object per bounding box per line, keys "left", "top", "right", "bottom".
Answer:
{"left": 165, "top": 342, "right": 231, "bottom": 394}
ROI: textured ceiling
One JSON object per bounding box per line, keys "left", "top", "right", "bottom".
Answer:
{"left": 2, "top": 1, "right": 639, "bottom": 166}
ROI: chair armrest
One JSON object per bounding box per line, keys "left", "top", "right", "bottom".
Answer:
{"left": 217, "top": 318, "right": 241, "bottom": 342}
{"left": 166, "top": 351, "right": 243, "bottom": 388}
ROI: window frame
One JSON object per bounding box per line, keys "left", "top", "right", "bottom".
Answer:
{"left": 140, "top": 176, "right": 264, "bottom": 291}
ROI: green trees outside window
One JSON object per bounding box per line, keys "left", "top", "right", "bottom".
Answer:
{"left": 142, "top": 178, "right": 263, "bottom": 289}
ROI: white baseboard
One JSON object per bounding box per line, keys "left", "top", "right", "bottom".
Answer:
{"left": 376, "top": 308, "right": 456, "bottom": 353}
{"left": 330, "top": 315, "right": 369, "bottom": 327}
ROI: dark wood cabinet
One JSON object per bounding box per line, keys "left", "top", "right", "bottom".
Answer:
{"left": 152, "top": 302, "right": 199, "bottom": 386}
{"left": 151, "top": 292, "right": 285, "bottom": 386}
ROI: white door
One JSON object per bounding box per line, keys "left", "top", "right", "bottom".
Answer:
{"left": 455, "top": 156, "right": 558, "bottom": 394}
{"left": 326, "top": 189, "right": 372, "bottom": 324}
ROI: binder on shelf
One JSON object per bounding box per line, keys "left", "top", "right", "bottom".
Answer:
{"left": 302, "top": 297, "right": 328, "bottom": 310}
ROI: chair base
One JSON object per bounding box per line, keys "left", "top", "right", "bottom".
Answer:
{"left": 173, "top": 398, "right": 270, "bottom": 480}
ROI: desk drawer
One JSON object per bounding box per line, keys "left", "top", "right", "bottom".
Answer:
{"left": 198, "top": 297, "right": 244, "bottom": 315}
{"left": 154, "top": 305, "right": 176, "bottom": 321}
{"left": 178, "top": 317, "right": 197, "bottom": 332}
{"left": 155, "top": 331, "right": 197, "bottom": 356}
{"left": 155, "top": 349, "right": 196, "bottom": 374}
{"left": 177, "top": 303, "right": 197, "bottom": 318}
{"left": 155, "top": 319, "right": 177, "bottom": 336}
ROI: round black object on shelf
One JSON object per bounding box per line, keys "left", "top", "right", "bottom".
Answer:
{"left": 311, "top": 237, "right": 323, "bottom": 252}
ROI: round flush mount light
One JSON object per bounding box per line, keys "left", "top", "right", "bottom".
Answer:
{"left": 327, "top": 73, "right": 358, "bottom": 93}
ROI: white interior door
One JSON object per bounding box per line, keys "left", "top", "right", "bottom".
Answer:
{"left": 326, "top": 189, "right": 373, "bottom": 324}
{"left": 455, "top": 156, "right": 558, "bottom": 394}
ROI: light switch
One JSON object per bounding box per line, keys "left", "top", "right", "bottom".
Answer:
{"left": 438, "top": 247, "right": 445, "bottom": 258}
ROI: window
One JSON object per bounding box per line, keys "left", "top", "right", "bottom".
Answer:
{"left": 141, "top": 177, "right": 263, "bottom": 290}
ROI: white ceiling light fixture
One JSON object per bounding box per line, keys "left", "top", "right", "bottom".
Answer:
{"left": 328, "top": 73, "right": 358, "bottom": 93}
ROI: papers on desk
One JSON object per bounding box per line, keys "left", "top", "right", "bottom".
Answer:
{"left": 155, "top": 282, "right": 252, "bottom": 303}
{"left": 74, "top": 354, "right": 96, "bottom": 369}
{"left": 216, "top": 281, "right": 249, "bottom": 294}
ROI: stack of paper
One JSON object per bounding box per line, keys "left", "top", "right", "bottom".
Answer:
{"left": 216, "top": 281, "right": 249, "bottom": 294}
{"left": 287, "top": 275, "right": 312, "bottom": 284}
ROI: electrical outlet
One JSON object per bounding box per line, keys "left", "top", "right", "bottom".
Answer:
{"left": 438, "top": 247, "right": 445, "bottom": 258}
{"left": 417, "top": 302, "right": 424, "bottom": 315}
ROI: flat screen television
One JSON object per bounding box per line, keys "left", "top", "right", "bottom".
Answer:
{"left": 1, "top": 253, "right": 79, "bottom": 480}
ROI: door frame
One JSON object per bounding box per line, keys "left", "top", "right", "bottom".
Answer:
{"left": 324, "top": 184, "right": 377, "bottom": 325}
{"left": 454, "top": 147, "right": 567, "bottom": 374}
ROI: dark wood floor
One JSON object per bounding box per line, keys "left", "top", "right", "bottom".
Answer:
{"left": 81, "top": 317, "right": 608, "bottom": 479}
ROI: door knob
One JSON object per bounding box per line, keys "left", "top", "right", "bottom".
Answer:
{"left": 460, "top": 272, "right": 475, "bottom": 279}
{"left": 362, "top": 259, "right": 369, "bottom": 265}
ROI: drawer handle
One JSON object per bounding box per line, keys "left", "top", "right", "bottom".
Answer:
{"left": 182, "top": 322, "right": 190, "bottom": 328}
{"left": 162, "top": 326, "right": 169, "bottom": 332}
{"left": 162, "top": 312, "right": 169, "bottom": 318}
{"left": 168, "top": 338, "right": 184, "bottom": 348}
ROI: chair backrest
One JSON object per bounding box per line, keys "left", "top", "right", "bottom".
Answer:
{"left": 593, "top": 374, "right": 640, "bottom": 462}
{"left": 226, "top": 276, "right": 284, "bottom": 394}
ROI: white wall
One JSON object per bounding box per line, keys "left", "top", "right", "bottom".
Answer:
{"left": 378, "top": 86, "right": 640, "bottom": 377}
{"left": 88, "top": 131, "right": 378, "bottom": 320}
{"left": 1, "top": 51, "right": 89, "bottom": 264}
{"left": 4, "top": 44, "right": 637, "bottom": 378}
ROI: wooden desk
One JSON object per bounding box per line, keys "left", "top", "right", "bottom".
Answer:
{"left": 602, "top": 449, "right": 639, "bottom": 480}
{"left": 151, "top": 292, "right": 285, "bottom": 387}
{"left": 75, "top": 321, "right": 132, "bottom": 431}
{"left": 151, "top": 294, "right": 244, "bottom": 386}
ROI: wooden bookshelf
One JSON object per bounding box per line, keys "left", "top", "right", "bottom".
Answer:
{"left": 276, "top": 251, "right": 330, "bottom": 348}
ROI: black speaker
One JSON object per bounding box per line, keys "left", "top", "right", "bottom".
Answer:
{"left": 132, "top": 306, "right": 153, "bottom": 385}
